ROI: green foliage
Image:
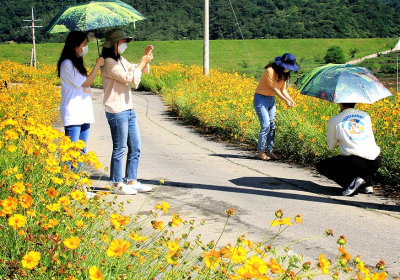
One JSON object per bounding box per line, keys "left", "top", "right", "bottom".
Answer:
{"left": 0, "top": 0, "right": 400, "bottom": 43}
{"left": 324, "top": 45, "right": 346, "bottom": 64}
{"left": 349, "top": 47, "right": 359, "bottom": 58}
{"left": 0, "top": 38, "right": 395, "bottom": 83}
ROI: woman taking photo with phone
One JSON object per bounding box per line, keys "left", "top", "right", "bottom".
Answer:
{"left": 101, "top": 28, "right": 153, "bottom": 195}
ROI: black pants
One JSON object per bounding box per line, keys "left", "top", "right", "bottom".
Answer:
{"left": 316, "top": 155, "right": 382, "bottom": 188}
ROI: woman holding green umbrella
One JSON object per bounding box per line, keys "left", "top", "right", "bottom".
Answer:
{"left": 57, "top": 31, "right": 104, "bottom": 156}
{"left": 101, "top": 28, "right": 153, "bottom": 195}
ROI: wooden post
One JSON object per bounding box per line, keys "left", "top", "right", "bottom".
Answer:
{"left": 23, "top": 7, "right": 42, "bottom": 68}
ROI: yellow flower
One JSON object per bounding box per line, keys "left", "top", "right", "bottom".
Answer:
{"left": 203, "top": 249, "right": 221, "bottom": 269}
{"left": 155, "top": 201, "right": 170, "bottom": 213}
{"left": 295, "top": 214, "right": 303, "bottom": 224}
{"left": 8, "top": 214, "right": 27, "bottom": 230}
{"left": 246, "top": 255, "right": 268, "bottom": 274}
{"left": 243, "top": 239, "right": 253, "bottom": 248}
{"left": 47, "top": 187, "right": 59, "bottom": 198}
{"left": 75, "top": 220, "right": 85, "bottom": 228}
{"left": 1, "top": 196, "right": 18, "bottom": 214}
{"left": 63, "top": 236, "right": 80, "bottom": 249}
{"left": 46, "top": 203, "right": 61, "bottom": 212}
{"left": 89, "top": 266, "right": 104, "bottom": 280}
{"left": 151, "top": 220, "right": 164, "bottom": 231}
{"left": 128, "top": 232, "right": 148, "bottom": 242}
{"left": 230, "top": 246, "right": 247, "bottom": 264}
{"left": 338, "top": 246, "right": 351, "bottom": 261}
{"left": 268, "top": 257, "right": 285, "bottom": 274}
{"left": 168, "top": 240, "right": 180, "bottom": 251}
{"left": 237, "top": 265, "right": 258, "bottom": 279}
{"left": 318, "top": 254, "right": 330, "bottom": 275}
{"left": 270, "top": 217, "right": 292, "bottom": 226}
{"left": 101, "top": 234, "right": 110, "bottom": 243}
{"left": 11, "top": 182, "right": 25, "bottom": 194}
{"left": 19, "top": 194, "right": 33, "bottom": 208}
{"left": 166, "top": 250, "right": 179, "bottom": 265}
{"left": 27, "top": 209, "right": 36, "bottom": 217}
{"left": 171, "top": 213, "right": 182, "bottom": 227}
{"left": 70, "top": 190, "right": 84, "bottom": 200}
{"left": 106, "top": 239, "right": 130, "bottom": 257}
{"left": 7, "top": 145, "right": 17, "bottom": 152}
{"left": 21, "top": 251, "right": 40, "bottom": 270}
{"left": 58, "top": 196, "right": 71, "bottom": 206}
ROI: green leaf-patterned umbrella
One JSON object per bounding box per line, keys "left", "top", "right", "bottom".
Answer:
{"left": 46, "top": 0, "right": 145, "bottom": 33}
{"left": 295, "top": 64, "right": 392, "bottom": 104}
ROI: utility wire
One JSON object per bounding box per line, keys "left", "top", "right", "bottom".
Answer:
{"left": 3, "top": 0, "right": 33, "bottom": 58}
{"left": 227, "top": 0, "right": 257, "bottom": 76}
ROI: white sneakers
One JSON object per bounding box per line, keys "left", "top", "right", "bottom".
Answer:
{"left": 113, "top": 181, "right": 153, "bottom": 195}
{"left": 128, "top": 181, "right": 153, "bottom": 193}
{"left": 363, "top": 186, "right": 374, "bottom": 194}
{"left": 83, "top": 185, "right": 97, "bottom": 199}
{"left": 342, "top": 177, "right": 366, "bottom": 196}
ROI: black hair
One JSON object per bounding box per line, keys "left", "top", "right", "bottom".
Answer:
{"left": 101, "top": 46, "right": 120, "bottom": 61}
{"left": 57, "top": 31, "right": 88, "bottom": 77}
{"left": 341, "top": 103, "right": 356, "bottom": 108}
{"left": 264, "top": 62, "right": 290, "bottom": 82}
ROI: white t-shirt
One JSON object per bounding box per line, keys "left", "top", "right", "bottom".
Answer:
{"left": 60, "top": 59, "right": 95, "bottom": 126}
{"left": 326, "top": 108, "right": 380, "bottom": 160}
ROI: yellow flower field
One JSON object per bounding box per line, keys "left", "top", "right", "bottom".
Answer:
{"left": 0, "top": 61, "right": 397, "bottom": 279}
{"left": 141, "top": 63, "right": 400, "bottom": 187}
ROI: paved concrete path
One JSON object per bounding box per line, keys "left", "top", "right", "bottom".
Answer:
{"left": 58, "top": 88, "right": 400, "bottom": 277}
{"left": 347, "top": 37, "right": 400, "bottom": 64}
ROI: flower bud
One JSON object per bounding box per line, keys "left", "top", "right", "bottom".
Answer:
{"left": 353, "top": 255, "right": 362, "bottom": 264}
{"left": 337, "top": 235, "right": 347, "bottom": 245}
{"left": 376, "top": 260, "right": 385, "bottom": 270}
{"left": 302, "top": 261, "right": 311, "bottom": 271}
{"left": 339, "top": 258, "right": 348, "bottom": 267}
{"left": 275, "top": 209, "right": 283, "bottom": 218}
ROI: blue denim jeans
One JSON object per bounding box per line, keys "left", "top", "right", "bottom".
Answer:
{"left": 253, "top": 94, "right": 276, "bottom": 152}
{"left": 106, "top": 109, "right": 141, "bottom": 184}
{"left": 64, "top": 123, "right": 90, "bottom": 154}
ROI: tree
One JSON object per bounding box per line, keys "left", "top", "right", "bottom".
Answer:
{"left": 324, "top": 45, "right": 346, "bottom": 64}
{"left": 348, "top": 47, "right": 359, "bottom": 58}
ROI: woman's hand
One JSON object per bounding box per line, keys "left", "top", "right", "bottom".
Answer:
{"left": 141, "top": 53, "right": 153, "bottom": 64}
{"left": 285, "top": 99, "right": 296, "bottom": 107}
{"left": 96, "top": 57, "right": 104, "bottom": 67}
{"left": 144, "top": 45, "right": 153, "bottom": 56}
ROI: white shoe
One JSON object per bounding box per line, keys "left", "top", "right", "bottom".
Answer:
{"left": 83, "top": 185, "right": 96, "bottom": 199}
{"left": 364, "top": 186, "right": 374, "bottom": 194}
{"left": 86, "top": 191, "right": 97, "bottom": 199}
{"left": 114, "top": 183, "right": 138, "bottom": 195}
{"left": 342, "top": 177, "right": 365, "bottom": 196}
{"left": 128, "top": 181, "right": 152, "bottom": 193}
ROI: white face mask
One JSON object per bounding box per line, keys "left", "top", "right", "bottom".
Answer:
{"left": 77, "top": 45, "right": 89, "bottom": 57}
{"left": 118, "top": 43, "right": 128, "bottom": 54}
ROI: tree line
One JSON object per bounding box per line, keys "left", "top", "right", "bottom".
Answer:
{"left": 0, "top": 0, "right": 399, "bottom": 43}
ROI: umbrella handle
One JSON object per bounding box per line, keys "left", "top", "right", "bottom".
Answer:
{"left": 96, "top": 38, "right": 101, "bottom": 57}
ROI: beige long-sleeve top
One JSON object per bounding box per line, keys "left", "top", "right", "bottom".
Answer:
{"left": 101, "top": 56, "right": 142, "bottom": 113}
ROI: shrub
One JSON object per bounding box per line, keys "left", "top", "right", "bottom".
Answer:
{"left": 324, "top": 46, "right": 346, "bottom": 64}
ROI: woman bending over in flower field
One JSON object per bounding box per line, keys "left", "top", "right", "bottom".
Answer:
{"left": 253, "top": 53, "right": 299, "bottom": 161}
{"left": 57, "top": 31, "right": 104, "bottom": 154}
{"left": 101, "top": 28, "right": 153, "bottom": 195}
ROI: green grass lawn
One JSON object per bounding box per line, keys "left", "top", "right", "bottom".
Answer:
{"left": 0, "top": 38, "right": 396, "bottom": 80}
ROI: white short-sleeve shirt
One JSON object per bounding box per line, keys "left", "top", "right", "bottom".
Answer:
{"left": 60, "top": 59, "right": 95, "bottom": 126}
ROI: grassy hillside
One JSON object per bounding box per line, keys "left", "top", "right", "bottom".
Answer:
{"left": 0, "top": 38, "right": 396, "bottom": 79}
